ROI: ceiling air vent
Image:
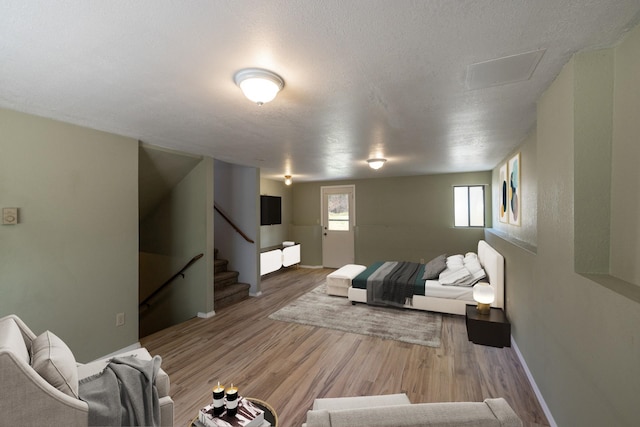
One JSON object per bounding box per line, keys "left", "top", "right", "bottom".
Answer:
{"left": 466, "top": 49, "right": 546, "bottom": 90}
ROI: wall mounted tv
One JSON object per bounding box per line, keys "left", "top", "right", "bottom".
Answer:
{"left": 260, "top": 195, "right": 282, "bottom": 226}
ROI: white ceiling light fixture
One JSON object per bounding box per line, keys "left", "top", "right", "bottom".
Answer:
{"left": 284, "top": 175, "right": 292, "bottom": 185}
{"left": 234, "top": 68, "right": 284, "bottom": 105}
{"left": 367, "top": 158, "right": 387, "bottom": 170}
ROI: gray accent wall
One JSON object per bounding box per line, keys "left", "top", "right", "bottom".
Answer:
{"left": 214, "top": 160, "right": 260, "bottom": 294}
{"left": 0, "top": 108, "right": 139, "bottom": 362}
{"left": 488, "top": 23, "right": 640, "bottom": 426}
{"left": 292, "top": 172, "right": 491, "bottom": 266}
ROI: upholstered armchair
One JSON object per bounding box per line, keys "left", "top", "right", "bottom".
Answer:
{"left": 0, "top": 314, "right": 173, "bottom": 426}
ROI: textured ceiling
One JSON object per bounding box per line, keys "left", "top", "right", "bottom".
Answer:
{"left": 1, "top": 1, "right": 639, "bottom": 182}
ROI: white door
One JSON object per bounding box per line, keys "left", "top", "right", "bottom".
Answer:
{"left": 321, "top": 185, "right": 355, "bottom": 268}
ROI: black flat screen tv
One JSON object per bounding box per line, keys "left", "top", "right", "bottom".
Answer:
{"left": 260, "top": 195, "right": 282, "bottom": 225}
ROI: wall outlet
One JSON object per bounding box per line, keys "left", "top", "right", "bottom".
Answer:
{"left": 116, "top": 312, "right": 125, "bottom": 327}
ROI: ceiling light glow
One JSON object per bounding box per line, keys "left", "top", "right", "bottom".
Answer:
{"left": 367, "top": 158, "right": 387, "bottom": 170}
{"left": 234, "top": 68, "right": 284, "bottom": 105}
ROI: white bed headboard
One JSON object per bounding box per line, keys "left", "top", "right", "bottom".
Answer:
{"left": 477, "top": 240, "right": 505, "bottom": 309}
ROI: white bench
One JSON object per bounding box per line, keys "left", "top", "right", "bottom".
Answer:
{"left": 326, "top": 264, "right": 366, "bottom": 297}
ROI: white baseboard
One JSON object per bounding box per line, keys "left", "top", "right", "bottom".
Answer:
{"left": 197, "top": 310, "right": 216, "bottom": 319}
{"left": 511, "top": 337, "right": 557, "bottom": 427}
{"left": 250, "top": 291, "right": 263, "bottom": 297}
{"left": 299, "top": 264, "right": 323, "bottom": 269}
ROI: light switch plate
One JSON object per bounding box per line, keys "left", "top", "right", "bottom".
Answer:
{"left": 116, "top": 312, "right": 125, "bottom": 327}
{"left": 2, "top": 208, "right": 18, "bottom": 225}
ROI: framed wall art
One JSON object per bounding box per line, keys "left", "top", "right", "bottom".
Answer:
{"left": 498, "top": 163, "right": 508, "bottom": 223}
{"left": 508, "top": 153, "right": 521, "bottom": 226}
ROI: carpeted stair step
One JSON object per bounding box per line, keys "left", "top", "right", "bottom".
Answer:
{"left": 212, "top": 250, "right": 248, "bottom": 310}
{"left": 215, "top": 282, "right": 250, "bottom": 310}
{"left": 214, "top": 259, "right": 228, "bottom": 274}
{"left": 215, "top": 270, "right": 239, "bottom": 287}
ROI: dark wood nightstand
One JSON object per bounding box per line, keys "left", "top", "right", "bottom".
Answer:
{"left": 465, "top": 304, "right": 511, "bottom": 348}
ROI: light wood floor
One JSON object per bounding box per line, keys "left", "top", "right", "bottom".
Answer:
{"left": 140, "top": 267, "right": 549, "bottom": 427}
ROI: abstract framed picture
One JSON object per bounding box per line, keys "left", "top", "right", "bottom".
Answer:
{"left": 508, "top": 153, "right": 521, "bottom": 226}
{"left": 498, "top": 163, "right": 508, "bottom": 223}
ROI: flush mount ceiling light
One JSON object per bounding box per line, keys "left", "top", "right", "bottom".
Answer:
{"left": 367, "top": 158, "right": 387, "bottom": 170}
{"left": 284, "top": 175, "right": 292, "bottom": 185}
{"left": 234, "top": 68, "right": 284, "bottom": 105}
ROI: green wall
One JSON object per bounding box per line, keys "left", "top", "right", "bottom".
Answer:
{"left": 488, "top": 23, "right": 640, "bottom": 426}
{"left": 573, "top": 49, "right": 614, "bottom": 274}
{"left": 610, "top": 24, "right": 640, "bottom": 285}
{"left": 292, "top": 172, "right": 491, "bottom": 266}
{"left": 139, "top": 157, "right": 214, "bottom": 336}
{"left": 0, "top": 108, "right": 139, "bottom": 362}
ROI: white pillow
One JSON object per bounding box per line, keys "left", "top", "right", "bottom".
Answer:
{"left": 446, "top": 254, "right": 464, "bottom": 270}
{"left": 447, "top": 254, "right": 464, "bottom": 263}
{"left": 464, "top": 258, "right": 483, "bottom": 274}
{"left": 30, "top": 331, "right": 79, "bottom": 398}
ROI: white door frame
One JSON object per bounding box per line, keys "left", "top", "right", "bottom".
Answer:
{"left": 321, "top": 185, "right": 356, "bottom": 268}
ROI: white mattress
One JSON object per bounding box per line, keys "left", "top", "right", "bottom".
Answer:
{"left": 423, "top": 280, "right": 474, "bottom": 301}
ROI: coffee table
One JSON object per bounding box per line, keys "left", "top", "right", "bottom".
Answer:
{"left": 245, "top": 397, "right": 278, "bottom": 426}
{"left": 192, "top": 397, "right": 278, "bottom": 427}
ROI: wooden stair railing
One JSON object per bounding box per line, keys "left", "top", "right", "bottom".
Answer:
{"left": 139, "top": 253, "right": 204, "bottom": 310}
{"left": 214, "top": 203, "right": 255, "bottom": 244}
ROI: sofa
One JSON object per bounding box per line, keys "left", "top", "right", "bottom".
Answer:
{"left": 0, "top": 314, "right": 173, "bottom": 426}
{"left": 302, "top": 393, "right": 522, "bottom": 427}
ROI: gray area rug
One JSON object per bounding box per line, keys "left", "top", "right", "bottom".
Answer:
{"left": 269, "top": 283, "right": 442, "bottom": 347}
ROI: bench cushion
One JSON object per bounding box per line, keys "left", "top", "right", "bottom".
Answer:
{"left": 304, "top": 398, "right": 522, "bottom": 427}
{"left": 327, "top": 264, "right": 367, "bottom": 297}
{"left": 313, "top": 393, "right": 411, "bottom": 411}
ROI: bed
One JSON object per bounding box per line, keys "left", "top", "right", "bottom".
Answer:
{"left": 347, "top": 240, "right": 504, "bottom": 315}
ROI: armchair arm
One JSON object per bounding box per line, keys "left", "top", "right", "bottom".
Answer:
{"left": 158, "top": 395, "right": 175, "bottom": 427}
{"left": 1, "top": 314, "right": 37, "bottom": 343}
{"left": 0, "top": 351, "right": 88, "bottom": 426}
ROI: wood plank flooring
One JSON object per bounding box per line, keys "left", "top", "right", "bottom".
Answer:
{"left": 140, "top": 267, "right": 549, "bottom": 427}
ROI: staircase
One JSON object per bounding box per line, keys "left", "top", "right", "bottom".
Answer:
{"left": 214, "top": 249, "right": 251, "bottom": 310}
